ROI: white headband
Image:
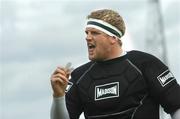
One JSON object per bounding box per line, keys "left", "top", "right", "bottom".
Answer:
{"left": 86, "top": 18, "right": 123, "bottom": 38}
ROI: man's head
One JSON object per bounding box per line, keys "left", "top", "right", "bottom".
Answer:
{"left": 87, "top": 9, "right": 126, "bottom": 39}
{"left": 85, "top": 9, "right": 126, "bottom": 61}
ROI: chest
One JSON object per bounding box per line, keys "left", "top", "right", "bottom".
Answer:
{"left": 77, "top": 61, "right": 147, "bottom": 110}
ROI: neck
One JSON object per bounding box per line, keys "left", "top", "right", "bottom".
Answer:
{"left": 103, "top": 47, "right": 124, "bottom": 61}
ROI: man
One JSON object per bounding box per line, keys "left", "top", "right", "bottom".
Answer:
{"left": 50, "top": 9, "right": 180, "bottom": 119}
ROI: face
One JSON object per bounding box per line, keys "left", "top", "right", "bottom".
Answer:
{"left": 85, "top": 27, "right": 113, "bottom": 61}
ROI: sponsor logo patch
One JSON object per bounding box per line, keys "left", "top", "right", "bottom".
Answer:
{"left": 95, "top": 82, "right": 119, "bottom": 101}
{"left": 157, "top": 70, "right": 175, "bottom": 87}
{"left": 65, "top": 81, "right": 73, "bottom": 92}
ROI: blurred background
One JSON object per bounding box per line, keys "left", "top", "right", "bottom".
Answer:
{"left": 0, "top": 0, "right": 179, "bottom": 119}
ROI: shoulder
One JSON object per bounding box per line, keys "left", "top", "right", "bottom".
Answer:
{"left": 73, "top": 61, "right": 94, "bottom": 75}
{"left": 127, "top": 50, "right": 165, "bottom": 65}
{"left": 126, "top": 50, "right": 167, "bottom": 72}
{"left": 127, "top": 50, "right": 157, "bottom": 60}
{"left": 70, "top": 61, "right": 94, "bottom": 82}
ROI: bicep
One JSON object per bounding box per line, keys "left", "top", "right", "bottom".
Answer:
{"left": 144, "top": 59, "right": 180, "bottom": 113}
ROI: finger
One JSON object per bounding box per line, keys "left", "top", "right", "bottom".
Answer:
{"left": 51, "top": 77, "right": 67, "bottom": 85}
{"left": 57, "top": 67, "right": 72, "bottom": 78}
{"left": 51, "top": 73, "right": 69, "bottom": 83}
{"left": 55, "top": 70, "right": 69, "bottom": 79}
{"left": 51, "top": 76, "right": 68, "bottom": 88}
{"left": 53, "top": 67, "right": 66, "bottom": 75}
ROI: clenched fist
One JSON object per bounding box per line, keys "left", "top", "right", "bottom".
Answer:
{"left": 50, "top": 63, "right": 72, "bottom": 97}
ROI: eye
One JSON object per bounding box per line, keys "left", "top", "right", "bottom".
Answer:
{"left": 91, "top": 31, "right": 101, "bottom": 35}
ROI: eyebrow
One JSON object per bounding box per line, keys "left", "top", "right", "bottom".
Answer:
{"left": 85, "top": 29, "right": 103, "bottom": 34}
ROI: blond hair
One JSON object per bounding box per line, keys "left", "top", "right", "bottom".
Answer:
{"left": 87, "top": 9, "right": 126, "bottom": 37}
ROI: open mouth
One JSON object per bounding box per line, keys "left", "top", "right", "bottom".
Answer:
{"left": 88, "top": 43, "right": 96, "bottom": 50}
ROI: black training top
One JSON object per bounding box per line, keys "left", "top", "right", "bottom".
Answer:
{"left": 65, "top": 50, "right": 180, "bottom": 119}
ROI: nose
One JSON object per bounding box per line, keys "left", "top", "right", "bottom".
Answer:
{"left": 86, "top": 32, "right": 93, "bottom": 42}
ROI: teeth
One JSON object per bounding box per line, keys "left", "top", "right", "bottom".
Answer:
{"left": 88, "top": 43, "right": 95, "bottom": 49}
{"left": 89, "top": 44, "right": 95, "bottom": 49}
{"left": 88, "top": 44, "right": 92, "bottom": 46}
{"left": 89, "top": 44, "right": 93, "bottom": 47}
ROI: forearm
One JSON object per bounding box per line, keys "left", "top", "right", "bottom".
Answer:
{"left": 172, "top": 109, "right": 180, "bottom": 119}
{"left": 50, "top": 96, "right": 69, "bottom": 119}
